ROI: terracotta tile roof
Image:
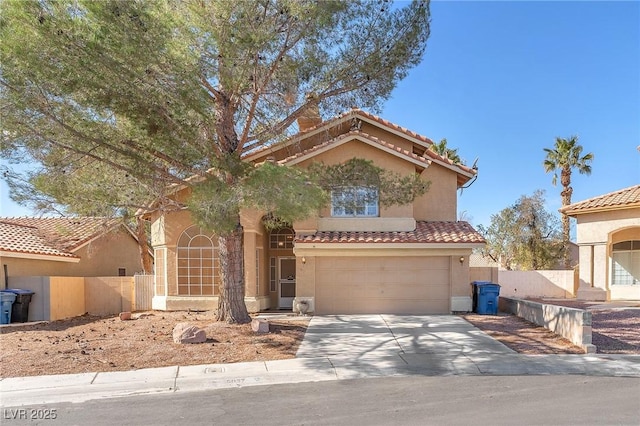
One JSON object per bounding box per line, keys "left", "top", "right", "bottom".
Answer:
{"left": 295, "top": 221, "right": 485, "bottom": 245}
{"left": 246, "top": 108, "right": 435, "bottom": 156}
{"left": 279, "top": 130, "right": 431, "bottom": 167}
{"left": 350, "top": 109, "right": 435, "bottom": 145}
{"left": 247, "top": 108, "right": 476, "bottom": 179}
{"left": 0, "top": 221, "right": 78, "bottom": 258}
{"left": 0, "top": 217, "right": 120, "bottom": 257}
{"left": 560, "top": 185, "right": 640, "bottom": 215}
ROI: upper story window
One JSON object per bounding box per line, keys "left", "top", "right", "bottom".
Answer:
{"left": 331, "top": 187, "right": 379, "bottom": 217}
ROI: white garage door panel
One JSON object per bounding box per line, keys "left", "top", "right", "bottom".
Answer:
{"left": 315, "top": 256, "right": 450, "bottom": 314}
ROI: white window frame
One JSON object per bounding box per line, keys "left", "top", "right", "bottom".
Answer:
{"left": 331, "top": 187, "right": 379, "bottom": 217}
{"left": 176, "top": 226, "right": 219, "bottom": 296}
{"left": 612, "top": 240, "right": 640, "bottom": 286}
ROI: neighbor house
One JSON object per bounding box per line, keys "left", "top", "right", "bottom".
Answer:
{"left": 148, "top": 108, "right": 485, "bottom": 314}
{"left": 0, "top": 217, "right": 146, "bottom": 288}
{"left": 560, "top": 184, "right": 640, "bottom": 301}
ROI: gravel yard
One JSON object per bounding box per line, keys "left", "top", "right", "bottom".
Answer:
{"left": 527, "top": 299, "right": 640, "bottom": 354}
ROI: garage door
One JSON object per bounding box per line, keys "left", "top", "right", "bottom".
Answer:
{"left": 315, "top": 256, "right": 450, "bottom": 314}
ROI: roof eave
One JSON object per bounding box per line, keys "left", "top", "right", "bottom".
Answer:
{"left": 560, "top": 203, "right": 640, "bottom": 217}
{"left": 0, "top": 250, "right": 81, "bottom": 262}
{"left": 294, "top": 242, "right": 485, "bottom": 250}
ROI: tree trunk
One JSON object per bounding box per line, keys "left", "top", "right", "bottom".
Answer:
{"left": 216, "top": 221, "right": 251, "bottom": 324}
{"left": 136, "top": 217, "right": 154, "bottom": 274}
{"left": 560, "top": 167, "right": 573, "bottom": 269}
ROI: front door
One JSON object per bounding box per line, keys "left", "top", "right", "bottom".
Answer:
{"left": 279, "top": 257, "right": 296, "bottom": 309}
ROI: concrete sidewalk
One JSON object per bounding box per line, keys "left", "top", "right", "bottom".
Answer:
{"left": 2, "top": 353, "right": 640, "bottom": 407}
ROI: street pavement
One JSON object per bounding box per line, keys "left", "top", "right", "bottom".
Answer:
{"left": 1, "top": 314, "right": 639, "bottom": 407}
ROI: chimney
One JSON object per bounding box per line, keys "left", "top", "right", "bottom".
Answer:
{"left": 296, "top": 97, "right": 322, "bottom": 131}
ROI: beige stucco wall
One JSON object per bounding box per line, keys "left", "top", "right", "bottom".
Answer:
{"left": 293, "top": 138, "right": 458, "bottom": 222}
{"left": 297, "top": 139, "right": 414, "bottom": 218}
{"left": 150, "top": 200, "right": 272, "bottom": 311}
{"left": 575, "top": 208, "right": 640, "bottom": 243}
{"left": 574, "top": 207, "right": 640, "bottom": 300}
{"left": 85, "top": 277, "right": 134, "bottom": 315}
{"left": 49, "top": 276, "right": 85, "bottom": 321}
{"left": 414, "top": 164, "right": 458, "bottom": 221}
{"left": 498, "top": 270, "right": 576, "bottom": 299}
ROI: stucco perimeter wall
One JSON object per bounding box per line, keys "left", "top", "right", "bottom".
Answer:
{"left": 6, "top": 276, "right": 51, "bottom": 322}
{"left": 8, "top": 276, "right": 86, "bottom": 321}
{"left": 85, "top": 277, "right": 134, "bottom": 316}
{"left": 470, "top": 267, "right": 499, "bottom": 284}
{"left": 498, "top": 270, "right": 576, "bottom": 299}
{"left": 499, "top": 296, "right": 595, "bottom": 353}
{"left": 6, "top": 276, "right": 144, "bottom": 321}
{"left": 49, "top": 277, "right": 85, "bottom": 321}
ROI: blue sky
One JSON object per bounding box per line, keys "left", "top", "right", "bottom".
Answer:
{"left": 382, "top": 0, "right": 640, "bottom": 227}
{"left": 1, "top": 0, "right": 639, "bottom": 231}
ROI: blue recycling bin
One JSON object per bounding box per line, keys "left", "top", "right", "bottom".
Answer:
{"left": 474, "top": 282, "right": 501, "bottom": 315}
{"left": 0, "top": 291, "right": 17, "bottom": 324}
{"left": 471, "top": 281, "right": 491, "bottom": 313}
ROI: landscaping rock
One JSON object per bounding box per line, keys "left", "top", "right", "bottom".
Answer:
{"left": 119, "top": 312, "right": 132, "bottom": 321}
{"left": 251, "top": 319, "right": 269, "bottom": 334}
{"left": 172, "top": 322, "right": 207, "bottom": 344}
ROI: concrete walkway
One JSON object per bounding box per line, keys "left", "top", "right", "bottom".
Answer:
{"left": 2, "top": 315, "right": 640, "bottom": 407}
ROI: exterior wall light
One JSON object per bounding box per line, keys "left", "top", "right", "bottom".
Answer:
{"left": 459, "top": 256, "right": 465, "bottom": 264}
{"left": 302, "top": 257, "right": 306, "bottom": 264}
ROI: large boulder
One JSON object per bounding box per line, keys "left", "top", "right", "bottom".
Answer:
{"left": 251, "top": 319, "right": 269, "bottom": 334}
{"left": 172, "top": 322, "right": 207, "bottom": 344}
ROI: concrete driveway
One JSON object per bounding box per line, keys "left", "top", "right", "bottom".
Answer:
{"left": 296, "top": 314, "right": 515, "bottom": 359}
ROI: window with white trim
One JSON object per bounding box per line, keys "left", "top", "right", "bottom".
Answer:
{"left": 177, "top": 226, "right": 219, "bottom": 296}
{"left": 331, "top": 187, "right": 379, "bottom": 217}
{"left": 612, "top": 240, "right": 640, "bottom": 286}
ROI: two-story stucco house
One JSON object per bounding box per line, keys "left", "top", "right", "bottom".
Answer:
{"left": 148, "top": 109, "right": 485, "bottom": 314}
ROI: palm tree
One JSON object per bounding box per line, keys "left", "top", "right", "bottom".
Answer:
{"left": 543, "top": 136, "right": 594, "bottom": 268}
{"left": 429, "top": 138, "right": 462, "bottom": 164}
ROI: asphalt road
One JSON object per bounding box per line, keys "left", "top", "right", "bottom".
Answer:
{"left": 3, "top": 375, "right": 639, "bottom": 425}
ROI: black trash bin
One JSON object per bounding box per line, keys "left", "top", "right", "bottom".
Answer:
{"left": 471, "top": 281, "right": 492, "bottom": 313}
{"left": 4, "top": 289, "right": 34, "bottom": 323}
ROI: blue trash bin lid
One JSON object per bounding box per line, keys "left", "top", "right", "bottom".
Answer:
{"left": 4, "top": 288, "right": 34, "bottom": 295}
{"left": 474, "top": 282, "right": 499, "bottom": 288}
{"left": 0, "top": 291, "right": 17, "bottom": 302}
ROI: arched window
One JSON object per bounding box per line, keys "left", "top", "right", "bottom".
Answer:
{"left": 612, "top": 240, "right": 640, "bottom": 286}
{"left": 270, "top": 227, "right": 295, "bottom": 249}
{"left": 177, "top": 226, "right": 219, "bottom": 295}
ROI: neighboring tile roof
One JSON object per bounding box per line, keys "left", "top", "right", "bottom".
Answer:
{"left": 0, "top": 221, "right": 78, "bottom": 258}
{"left": 0, "top": 217, "right": 121, "bottom": 258}
{"left": 295, "top": 221, "right": 485, "bottom": 244}
{"left": 560, "top": 185, "right": 640, "bottom": 215}
{"left": 279, "top": 130, "right": 431, "bottom": 168}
